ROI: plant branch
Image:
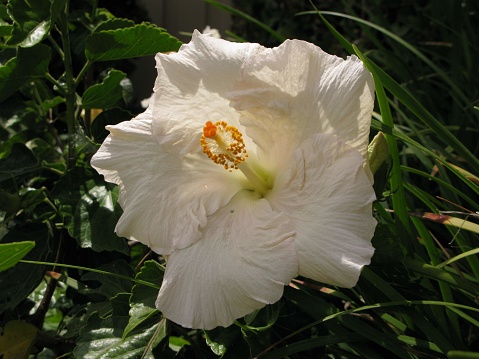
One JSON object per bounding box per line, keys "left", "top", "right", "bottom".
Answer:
{"left": 57, "top": 1, "right": 77, "bottom": 169}
{"left": 44, "top": 73, "right": 66, "bottom": 96}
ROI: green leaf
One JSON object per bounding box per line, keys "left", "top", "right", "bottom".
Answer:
{"left": 73, "top": 184, "right": 128, "bottom": 254}
{"left": 90, "top": 107, "right": 133, "bottom": 143}
{"left": 0, "top": 320, "right": 38, "bottom": 359}
{"left": 6, "top": 0, "right": 51, "bottom": 46}
{"left": 123, "top": 260, "right": 164, "bottom": 338}
{"left": 0, "top": 241, "right": 35, "bottom": 272}
{"left": 260, "top": 334, "right": 365, "bottom": 359}
{"left": 26, "top": 138, "right": 64, "bottom": 164}
{"left": 0, "top": 44, "right": 51, "bottom": 102}
{"left": 0, "top": 25, "right": 13, "bottom": 36}
{"left": 353, "top": 44, "right": 413, "bottom": 246}
{"left": 130, "top": 261, "right": 164, "bottom": 307}
{"left": 82, "top": 69, "right": 126, "bottom": 109}
{"left": 85, "top": 23, "right": 182, "bottom": 62}
{"left": 205, "top": 325, "right": 244, "bottom": 357}
{"left": 94, "top": 18, "right": 135, "bottom": 32}
{"left": 0, "top": 189, "right": 22, "bottom": 213}
{"left": 0, "top": 223, "right": 51, "bottom": 314}
{"left": 313, "top": 10, "right": 479, "bottom": 174}
{"left": 81, "top": 260, "right": 135, "bottom": 299}
{"left": 5, "top": 0, "right": 66, "bottom": 47}
{"left": 40, "top": 96, "right": 65, "bottom": 112}
{"left": 52, "top": 167, "right": 129, "bottom": 254}
{"left": 367, "top": 131, "right": 389, "bottom": 175}
{"left": 448, "top": 351, "right": 479, "bottom": 359}
{"left": 5, "top": 0, "right": 65, "bottom": 47}
{"left": 73, "top": 295, "right": 167, "bottom": 359}
{"left": 0, "top": 143, "right": 39, "bottom": 183}
{"left": 0, "top": 4, "right": 8, "bottom": 20}
{"left": 404, "top": 258, "right": 479, "bottom": 296}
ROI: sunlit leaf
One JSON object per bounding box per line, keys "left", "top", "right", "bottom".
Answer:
{"left": 123, "top": 260, "right": 164, "bottom": 338}
{"left": 82, "top": 69, "right": 126, "bottom": 109}
{"left": 94, "top": 18, "right": 135, "bottom": 32}
{"left": 0, "top": 241, "right": 35, "bottom": 272}
{"left": 85, "top": 23, "right": 182, "bottom": 61}
{"left": 73, "top": 294, "right": 166, "bottom": 359}
{"left": 6, "top": 0, "right": 50, "bottom": 46}
{"left": 0, "top": 223, "right": 51, "bottom": 314}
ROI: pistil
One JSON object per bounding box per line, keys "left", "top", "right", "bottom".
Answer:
{"left": 200, "top": 120, "right": 271, "bottom": 196}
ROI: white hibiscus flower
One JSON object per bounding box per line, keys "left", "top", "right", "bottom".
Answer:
{"left": 91, "top": 30, "right": 377, "bottom": 330}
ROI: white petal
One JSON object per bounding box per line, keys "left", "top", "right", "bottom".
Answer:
{"left": 229, "top": 39, "right": 375, "bottom": 161}
{"left": 151, "top": 31, "right": 263, "bottom": 156}
{"left": 90, "top": 112, "right": 247, "bottom": 254}
{"left": 156, "top": 190, "right": 298, "bottom": 330}
{"left": 267, "top": 133, "right": 376, "bottom": 287}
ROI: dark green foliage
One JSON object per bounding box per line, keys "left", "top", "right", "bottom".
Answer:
{"left": 1, "top": 0, "right": 478, "bottom": 358}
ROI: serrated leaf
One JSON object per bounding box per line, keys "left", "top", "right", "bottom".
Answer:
{"left": 0, "top": 320, "right": 38, "bottom": 359}
{"left": 85, "top": 23, "right": 182, "bottom": 62}
{"left": 130, "top": 261, "right": 164, "bottom": 306}
{"left": 0, "top": 241, "right": 35, "bottom": 272}
{"left": 82, "top": 69, "right": 126, "bottom": 109}
{"left": 123, "top": 261, "right": 164, "bottom": 338}
{"left": 81, "top": 260, "right": 135, "bottom": 299}
{"left": 94, "top": 18, "right": 135, "bottom": 32}
{"left": 0, "top": 223, "right": 51, "bottom": 313}
{"left": 0, "top": 44, "right": 51, "bottom": 102}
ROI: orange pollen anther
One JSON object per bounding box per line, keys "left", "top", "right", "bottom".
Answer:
{"left": 203, "top": 121, "right": 217, "bottom": 138}
{"left": 200, "top": 120, "right": 248, "bottom": 171}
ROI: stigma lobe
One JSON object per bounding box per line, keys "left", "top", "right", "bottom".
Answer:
{"left": 203, "top": 121, "right": 217, "bottom": 138}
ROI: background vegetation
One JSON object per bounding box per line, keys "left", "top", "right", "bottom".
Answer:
{"left": 0, "top": 0, "right": 478, "bottom": 358}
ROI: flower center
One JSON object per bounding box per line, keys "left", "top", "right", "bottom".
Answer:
{"left": 200, "top": 121, "right": 271, "bottom": 196}
{"left": 200, "top": 121, "right": 248, "bottom": 171}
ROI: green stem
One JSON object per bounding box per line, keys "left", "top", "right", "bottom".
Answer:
{"left": 91, "top": 0, "right": 98, "bottom": 21}
{"left": 19, "top": 260, "right": 161, "bottom": 289}
{"left": 74, "top": 60, "right": 92, "bottom": 88}
{"left": 44, "top": 73, "right": 65, "bottom": 96}
{"left": 47, "top": 34, "right": 64, "bottom": 59}
{"left": 58, "top": 2, "right": 77, "bottom": 169}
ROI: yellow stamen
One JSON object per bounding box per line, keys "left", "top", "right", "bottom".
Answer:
{"left": 200, "top": 120, "right": 270, "bottom": 195}
{"left": 200, "top": 121, "right": 248, "bottom": 171}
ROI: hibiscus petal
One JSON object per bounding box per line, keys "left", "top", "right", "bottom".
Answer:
{"left": 156, "top": 190, "right": 298, "bottom": 330}
{"left": 151, "top": 30, "right": 263, "bottom": 156}
{"left": 229, "top": 39, "right": 374, "bottom": 162}
{"left": 90, "top": 111, "right": 246, "bottom": 254}
{"left": 267, "top": 133, "right": 376, "bottom": 287}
